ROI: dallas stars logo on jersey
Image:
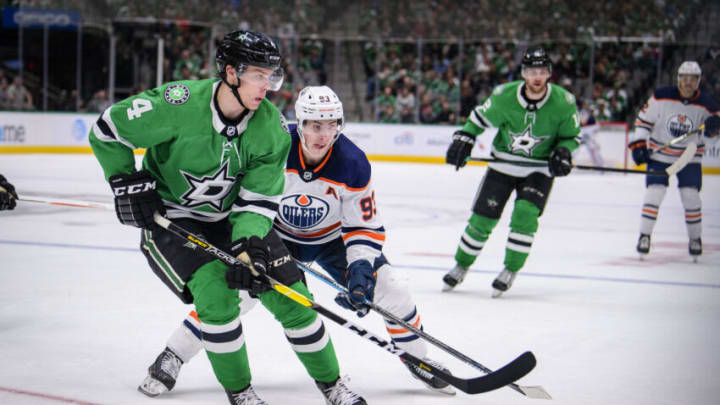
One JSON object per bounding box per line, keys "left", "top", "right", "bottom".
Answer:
{"left": 509, "top": 125, "right": 548, "bottom": 157}
{"left": 180, "top": 161, "right": 235, "bottom": 211}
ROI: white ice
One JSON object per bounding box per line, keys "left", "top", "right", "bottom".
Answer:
{"left": 1, "top": 154, "right": 718, "bottom": 405}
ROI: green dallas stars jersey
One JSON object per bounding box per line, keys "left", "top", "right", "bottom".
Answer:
{"left": 89, "top": 79, "right": 290, "bottom": 242}
{"left": 462, "top": 80, "right": 581, "bottom": 177}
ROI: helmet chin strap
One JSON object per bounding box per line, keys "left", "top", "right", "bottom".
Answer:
{"left": 221, "top": 71, "right": 248, "bottom": 110}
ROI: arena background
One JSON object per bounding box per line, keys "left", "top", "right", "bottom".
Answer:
{"left": 0, "top": 0, "right": 718, "bottom": 171}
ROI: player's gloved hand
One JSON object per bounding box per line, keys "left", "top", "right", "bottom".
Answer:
{"left": 628, "top": 140, "right": 650, "bottom": 165}
{"left": 445, "top": 130, "right": 475, "bottom": 170}
{"left": 703, "top": 115, "right": 720, "bottom": 139}
{"left": 0, "top": 175, "right": 18, "bottom": 211}
{"left": 226, "top": 236, "right": 272, "bottom": 297}
{"left": 109, "top": 170, "right": 165, "bottom": 230}
{"left": 335, "top": 260, "right": 376, "bottom": 317}
{"left": 548, "top": 147, "right": 572, "bottom": 177}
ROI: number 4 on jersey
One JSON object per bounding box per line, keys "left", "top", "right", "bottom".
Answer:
{"left": 127, "top": 98, "right": 153, "bottom": 120}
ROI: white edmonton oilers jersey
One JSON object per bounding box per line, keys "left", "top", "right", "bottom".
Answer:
{"left": 273, "top": 128, "right": 385, "bottom": 266}
{"left": 630, "top": 86, "right": 719, "bottom": 164}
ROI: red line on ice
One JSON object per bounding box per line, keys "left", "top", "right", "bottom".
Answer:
{"left": 0, "top": 386, "right": 102, "bottom": 405}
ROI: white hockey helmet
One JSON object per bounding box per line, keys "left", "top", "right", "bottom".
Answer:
{"left": 677, "top": 61, "right": 701, "bottom": 89}
{"left": 295, "top": 85, "right": 345, "bottom": 142}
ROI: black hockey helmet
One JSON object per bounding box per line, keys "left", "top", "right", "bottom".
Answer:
{"left": 216, "top": 30, "right": 282, "bottom": 75}
{"left": 521, "top": 47, "right": 551, "bottom": 71}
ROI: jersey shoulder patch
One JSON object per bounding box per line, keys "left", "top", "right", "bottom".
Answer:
{"left": 492, "top": 84, "right": 506, "bottom": 96}
{"left": 164, "top": 83, "right": 191, "bottom": 105}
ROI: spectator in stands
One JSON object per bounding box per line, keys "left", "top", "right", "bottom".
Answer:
{"left": 6, "top": 76, "right": 33, "bottom": 111}
{"left": 86, "top": 89, "right": 112, "bottom": 113}
{"left": 0, "top": 77, "right": 9, "bottom": 110}
{"left": 395, "top": 86, "right": 416, "bottom": 118}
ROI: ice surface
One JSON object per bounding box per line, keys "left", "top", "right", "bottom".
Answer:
{"left": 1, "top": 155, "right": 718, "bottom": 404}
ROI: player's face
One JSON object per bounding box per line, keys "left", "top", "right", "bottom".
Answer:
{"left": 678, "top": 74, "right": 700, "bottom": 98}
{"left": 237, "top": 66, "right": 276, "bottom": 110}
{"left": 522, "top": 67, "right": 551, "bottom": 94}
{"left": 301, "top": 119, "right": 339, "bottom": 163}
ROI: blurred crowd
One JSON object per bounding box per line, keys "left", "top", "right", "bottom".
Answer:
{"left": 2, "top": 0, "right": 715, "bottom": 127}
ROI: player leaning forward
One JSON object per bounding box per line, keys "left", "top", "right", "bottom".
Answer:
{"left": 628, "top": 60, "right": 719, "bottom": 261}
{"left": 139, "top": 85, "right": 457, "bottom": 399}
{"left": 442, "top": 47, "right": 581, "bottom": 297}
{"left": 89, "top": 30, "right": 365, "bottom": 405}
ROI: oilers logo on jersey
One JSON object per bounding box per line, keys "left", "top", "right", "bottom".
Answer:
{"left": 666, "top": 114, "right": 694, "bottom": 138}
{"left": 279, "top": 194, "right": 329, "bottom": 229}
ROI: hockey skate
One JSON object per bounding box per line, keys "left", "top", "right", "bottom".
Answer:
{"left": 138, "top": 347, "right": 183, "bottom": 397}
{"left": 442, "top": 265, "right": 469, "bottom": 292}
{"left": 491, "top": 268, "right": 517, "bottom": 298}
{"left": 689, "top": 238, "right": 702, "bottom": 263}
{"left": 226, "top": 385, "right": 269, "bottom": 405}
{"left": 316, "top": 376, "right": 367, "bottom": 405}
{"left": 404, "top": 357, "right": 456, "bottom": 395}
{"left": 636, "top": 234, "right": 650, "bottom": 260}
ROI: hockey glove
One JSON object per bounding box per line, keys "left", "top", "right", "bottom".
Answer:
{"left": 445, "top": 130, "right": 475, "bottom": 170}
{"left": 109, "top": 170, "right": 165, "bottom": 231}
{"left": 226, "top": 236, "right": 272, "bottom": 297}
{"left": 548, "top": 147, "right": 572, "bottom": 177}
{"left": 0, "top": 174, "right": 18, "bottom": 211}
{"left": 703, "top": 115, "right": 720, "bottom": 139}
{"left": 334, "top": 260, "right": 376, "bottom": 317}
{"left": 628, "top": 140, "right": 650, "bottom": 165}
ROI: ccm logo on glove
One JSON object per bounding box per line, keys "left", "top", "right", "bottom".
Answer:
{"left": 112, "top": 180, "right": 157, "bottom": 196}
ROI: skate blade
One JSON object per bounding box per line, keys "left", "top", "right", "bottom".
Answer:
{"left": 491, "top": 289, "right": 504, "bottom": 298}
{"left": 692, "top": 255, "right": 699, "bottom": 263}
{"left": 441, "top": 282, "right": 456, "bottom": 292}
{"left": 138, "top": 376, "right": 168, "bottom": 398}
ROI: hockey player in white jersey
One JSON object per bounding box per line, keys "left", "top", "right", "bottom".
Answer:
{"left": 627, "top": 61, "right": 720, "bottom": 261}
{"left": 138, "top": 86, "right": 455, "bottom": 401}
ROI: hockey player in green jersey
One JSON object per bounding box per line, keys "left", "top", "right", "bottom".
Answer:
{"left": 441, "top": 47, "right": 581, "bottom": 298}
{"left": 89, "top": 30, "right": 365, "bottom": 405}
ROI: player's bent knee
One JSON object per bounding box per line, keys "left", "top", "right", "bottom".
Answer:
{"left": 467, "top": 213, "right": 499, "bottom": 236}
{"left": 644, "top": 184, "right": 667, "bottom": 205}
{"left": 510, "top": 199, "right": 540, "bottom": 234}
{"left": 189, "top": 262, "right": 241, "bottom": 324}
{"left": 679, "top": 186, "right": 701, "bottom": 209}
{"left": 373, "top": 264, "right": 414, "bottom": 313}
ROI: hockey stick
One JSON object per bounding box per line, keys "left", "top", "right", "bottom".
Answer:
{"left": 467, "top": 157, "right": 668, "bottom": 175}
{"left": 653, "top": 125, "right": 702, "bottom": 176}
{"left": 18, "top": 195, "right": 114, "bottom": 210}
{"left": 152, "top": 213, "right": 537, "bottom": 395}
{"left": 468, "top": 124, "right": 704, "bottom": 176}
{"left": 296, "top": 260, "right": 551, "bottom": 399}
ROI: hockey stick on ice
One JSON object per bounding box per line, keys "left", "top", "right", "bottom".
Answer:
{"left": 296, "top": 261, "right": 551, "bottom": 399}
{"left": 152, "top": 213, "right": 537, "bottom": 395}
{"left": 18, "top": 195, "right": 114, "bottom": 210}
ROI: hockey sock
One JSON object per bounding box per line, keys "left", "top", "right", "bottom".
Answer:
{"left": 679, "top": 187, "right": 701, "bottom": 240}
{"left": 373, "top": 265, "right": 427, "bottom": 358}
{"left": 167, "top": 311, "right": 203, "bottom": 363}
{"left": 455, "top": 213, "right": 498, "bottom": 268}
{"left": 187, "top": 261, "right": 250, "bottom": 391}
{"left": 258, "top": 280, "right": 340, "bottom": 383}
{"left": 504, "top": 199, "right": 539, "bottom": 272}
{"left": 639, "top": 185, "right": 667, "bottom": 236}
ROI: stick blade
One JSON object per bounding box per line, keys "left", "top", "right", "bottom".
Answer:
{"left": 517, "top": 385, "right": 553, "bottom": 399}
{"left": 459, "top": 351, "right": 538, "bottom": 395}
{"left": 665, "top": 141, "right": 697, "bottom": 175}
